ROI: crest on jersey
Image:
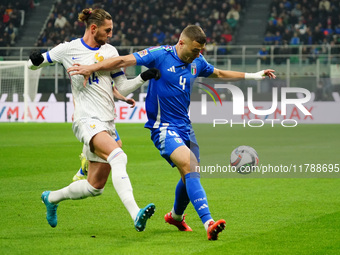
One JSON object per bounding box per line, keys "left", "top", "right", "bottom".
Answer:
{"left": 191, "top": 63, "right": 197, "bottom": 75}
{"left": 174, "top": 138, "right": 183, "bottom": 144}
{"left": 164, "top": 45, "right": 173, "bottom": 51}
{"left": 94, "top": 53, "right": 104, "bottom": 63}
{"left": 137, "top": 50, "right": 148, "bottom": 57}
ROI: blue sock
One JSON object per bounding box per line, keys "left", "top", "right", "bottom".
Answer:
{"left": 185, "top": 172, "right": 212, "bottom": 224}
{"left": 173, "top": 178, "right": 190, "bottom": 215}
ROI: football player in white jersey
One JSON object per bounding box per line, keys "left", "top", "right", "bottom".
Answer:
{"left": 70, "top": 88, "right": 124, "bottom": 182}
{"left": 28, "top": 8, "right": 160, "bottom": 232}
{"left": 72, "top": 129, "right": 122, "bottom": 182}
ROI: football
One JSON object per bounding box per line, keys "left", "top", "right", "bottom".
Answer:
{"left": 230, "top": 146, "right": 259, "bottom": 174}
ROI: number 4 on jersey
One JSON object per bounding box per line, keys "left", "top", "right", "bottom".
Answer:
{"left": 168, "top": 130, "right": 179, "bottom": 137}
{"left": 179, "top": 76, "right": 186, "bottom": 90}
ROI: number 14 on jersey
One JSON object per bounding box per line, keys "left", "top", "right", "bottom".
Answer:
{"left": 88, "top": 72, "right": 99, "bottom": 85}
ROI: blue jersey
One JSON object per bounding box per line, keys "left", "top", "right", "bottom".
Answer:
{"left": 133, "top": 45, "right": 214, "bottom": 131}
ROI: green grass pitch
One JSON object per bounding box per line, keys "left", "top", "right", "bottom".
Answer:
{"left": 0, "top": 123, "right": 339, "bottom": 254}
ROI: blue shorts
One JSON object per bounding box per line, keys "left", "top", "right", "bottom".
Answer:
{"left": 150, "top": 126, "right": 200, "bottom": 167}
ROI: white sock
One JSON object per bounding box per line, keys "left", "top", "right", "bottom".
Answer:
{"left": 108, "top": 148, "right": 140, "bottom": 221}
{"left": 48, "top": 180, "right": 103, "bottom": 204}
{"left": 171, "top": 208, "right": 183, "bottom": 221}
{"left": 204, "top": 219, "right": 214, "bottom": 231}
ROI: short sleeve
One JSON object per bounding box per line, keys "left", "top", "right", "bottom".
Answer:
{"left": 47, "top": 42, "right": 68, "bottom": 63}
{"left": 198, "top": 55, "right": 214, "bottom": 77}
{"left": 133, "top": 48, "right": 156, "bottom": 68}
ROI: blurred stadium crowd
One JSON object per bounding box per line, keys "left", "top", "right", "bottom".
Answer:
{"left": 259, "top": 0, "right": 340, "bottom": 64}
{"left": 0, "top": 0, "right": 35, "bottom": 47}
{"left": 1, "top": 0, "right": 340, "bottom": 53}
{"left": 265, "top": 0, "right": 340, "bottom": 46}
{"left": 34, "top": 0, "right": 246, "bottom": 51}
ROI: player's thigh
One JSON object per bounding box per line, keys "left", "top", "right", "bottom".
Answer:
{"left": 73, "top": 118, "right": 119, "bottom": 160}
{"left": 87, "top": 161, "right": 111, "bottom": 189}
{"left": 151, "top": 127, "right": 185, "bottom": 167}
{"left": 91, "top": 131, "right": 120, "bottom": 160}
{"left": 170, "top": 145, "right": 199, "bottom": 176}
{"left": 187, "top": 127, "right": 200, "bottom": 163}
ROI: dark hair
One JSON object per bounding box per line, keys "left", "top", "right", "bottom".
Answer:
{"left": 182, "top": 25, "right": 207, "bottom": 44}
{"left": 78, "top": 8, "right": 112, "bottom": 28}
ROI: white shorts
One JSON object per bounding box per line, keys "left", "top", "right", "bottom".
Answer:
{"left": 72, "top": 118, "right": 117, "bottom": 163}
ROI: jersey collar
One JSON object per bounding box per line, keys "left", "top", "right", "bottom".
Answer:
{"left": 172, "top": 45, "right": 178, "bottom": 56}
{"left": 81, "top": 38, "right": 101, "bottom": 51}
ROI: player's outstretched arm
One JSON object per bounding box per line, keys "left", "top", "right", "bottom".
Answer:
{"left": 209, "top": 68, "right": 276, "bottom": 80}
{"left": 27, "top": 50, "right": 53, "bottom": 70}
{"left": 112, "top": 86, "right": 135, "bottom": 108}
{"left": 67, "top": 54, "right": 137, "bottom": 87}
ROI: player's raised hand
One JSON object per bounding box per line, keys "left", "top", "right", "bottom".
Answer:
{"left": 67, "top": 63, "right": 92, "bottom": 87}
{"left": 141, "top": 68, "right": 161, "bottom": 81}
{"left": 245, "top": 69, "right": 276, "bottom": 80}
{"left": 29, "top": 50, "right": 44, "bottom": 66}
{"left": 263, "top": 69, "right": 276, "bottom": 79}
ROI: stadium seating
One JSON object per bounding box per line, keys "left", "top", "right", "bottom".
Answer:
{"left": 36, "top": 0, "right": 247, "bottom": 48}
{"left": 2, "top": 0, "right": 339, "bottom": 61}
{"left": 265, "top": 0, "right": 340, "bottom": 46}
{"left": 0, "top": 0, "right": 34, "bottom": 47}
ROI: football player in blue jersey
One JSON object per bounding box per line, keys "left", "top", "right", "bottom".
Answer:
{"left": 68, "top": 25, "right": 276, "bottom": 240}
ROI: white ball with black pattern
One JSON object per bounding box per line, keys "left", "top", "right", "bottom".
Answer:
{"left": 230, "top": 145, "right": 259, "bottom": 174}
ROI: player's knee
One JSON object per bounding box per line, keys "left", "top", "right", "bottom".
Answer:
{"left": 176, "top": 161, "right": 192, "bottom": 176}
{"left": 107, "top": 148, "right": 128, "bottom": 167}
{"left": 115, "top": 150, "right": 128, "bottom": 164}
{"left": 87, "top": 181, "right": 104, "bottom": 196}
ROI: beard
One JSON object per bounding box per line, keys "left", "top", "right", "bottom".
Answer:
{"left": 94, "top": 34, "right": 107, "bottom": 46}
{"left": 183, "top": 55, "right": 195, "bottom": 63}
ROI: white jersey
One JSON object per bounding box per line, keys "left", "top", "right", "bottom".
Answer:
{"left": 46, "top": 38, "right": 123, "bottom": 121}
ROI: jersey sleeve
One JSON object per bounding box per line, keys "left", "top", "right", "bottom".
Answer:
{"left": 132, "top": 48, "right": 158, "bottom": 68}
{"left": 111, "top": 69, "right": 125, "bottom": 79}
{"left": 46, "top": 42, "right": 68, "bottom": 64}
{"left": 198, "top": 54, "right": 215, "bottom": 77}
